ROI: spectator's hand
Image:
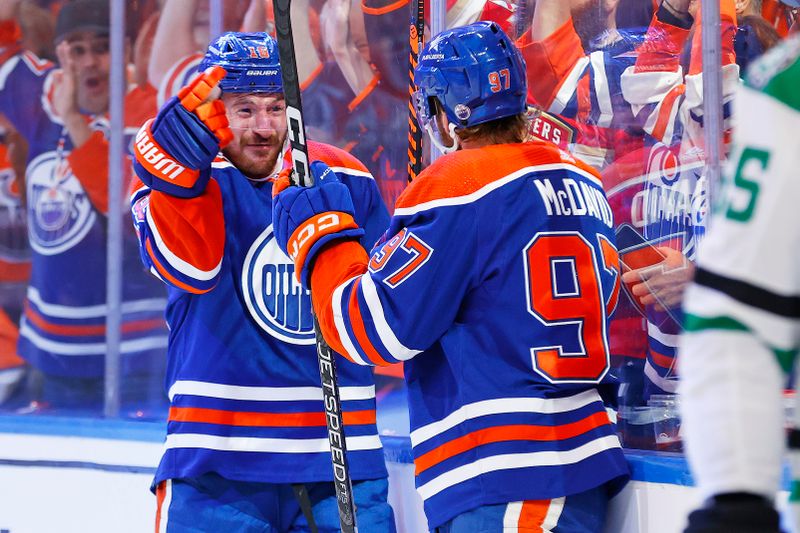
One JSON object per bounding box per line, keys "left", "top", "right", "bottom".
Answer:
{"left": 621, "top": 247, "right": 694, "bottom": 312}
{"left": 133, "top": 66, "right": 232, "bottom": 198}
{"left": 53, "top": 41, "right": 81, "bottom": 122}
{"left": 272, "top": 160, "right": 364, "bottom": 288}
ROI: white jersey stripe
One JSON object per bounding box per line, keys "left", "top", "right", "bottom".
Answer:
{"left": 19, "top": 320, "right": 168, "bottom": 355}
{"left": 590, "top": 52, "right": 613, "bottom": 129}
{"left": 165, "top": 433, "right": 382, "bottom": 454}
{"left": 332, "top": 276, "right": 369, "bottom": 365}
{"left": 644, "top": 359, "right": 679, "bottom": 393}
{"left": 648, "top": 322, "right": 680, "bottom": 347}
{"left": 550, "top": 57, "right": 590, "bottom": 115}
{"left": 158, "top": 480, "right": 172, "bottom": 533}
{"left": 328, "top": 166, "right": 374, "bottom": 180}
{"left": 543, "top": 497, "right": 565, "bottom": 531}
{"left": 394, "top": 163, "right": 602, "bottom": 217}
{"left": 146, "top": 208, "right": 222, "bottom": 281}
{"left": 502, "top": 501, "right": 523, "bottom": 531}
{"left": 410, "top": 389, "right": 603, "bottom": 446}
{"left": 0, "top": 55, "right": 20, "bottom": 91}
{"left": 168, "top": 380, "right": 376, "bottom": 403}
{"left": 360, "top": 273, "right": 421, "bottom": 362}
{"left": 26, "top": 286, "right": 166, "bottom": 319}
{"left": 416, "top": 434, "right": 621, "bottom": 500}
{"left": 620, "top": 67, "right": 685, "bottom": 115}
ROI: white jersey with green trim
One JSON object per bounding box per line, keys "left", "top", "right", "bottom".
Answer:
{"left": 678, "top": 34, "right": 800, "bottom": 513}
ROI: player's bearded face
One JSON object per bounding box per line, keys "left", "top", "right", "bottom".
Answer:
{"left": 221, "top": 93, "right": 288, "bottom": 180}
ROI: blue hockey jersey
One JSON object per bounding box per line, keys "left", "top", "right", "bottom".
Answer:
{"left": 309, "top": 141, "right": 630, "bottom": 528}
{"left": 130, "top": 141, "right": 390, "bottom": 485}
{"left": 0, "top": 50, "right": 168, "bottom": 378}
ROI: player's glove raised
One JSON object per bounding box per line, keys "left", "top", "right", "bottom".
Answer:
{"left": 272, "top": 160, "right": 364, "bottom": 289}
{"left": 133, "top": 66, "right": 233, "bottom": 198}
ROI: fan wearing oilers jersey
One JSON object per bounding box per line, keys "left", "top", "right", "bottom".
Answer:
{"left": 273, "top": 22, "right": 630, "bottom": 532}
{"left": 0, "top": 0, "right": 168, "bottom": 411}
{"left": 130, "top": 32, "right": 395, "bottom": 532}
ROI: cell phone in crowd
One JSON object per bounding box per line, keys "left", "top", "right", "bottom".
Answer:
{"left": 614, "top": 223, "right": 683, "bottom": 328}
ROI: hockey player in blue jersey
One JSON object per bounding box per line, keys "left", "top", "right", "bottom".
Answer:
{"left": 273, "top": 21, "right": 630, "bottom": 532}
{"left": 130, "top": 32, "right": 395, "bottom": 532}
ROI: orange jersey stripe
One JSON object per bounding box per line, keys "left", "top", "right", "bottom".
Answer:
{"left": 0, "top": 308, "right": 22, "bottom": 369}
{"left": 310, "top": 241, "right": 371, "bottom": 363}
{"left": 414, "top": 411, "right": 612, "bottom": 475}
{"left": 145, "top": 239, "right": 210, "bottom": 295}
{"left": 348, "top": 72, "right": 381, "bottom": 112}
{"left": 0, "top": 258, "right": 31, "bottom": 283}
{"left": 396, "top": 141, "right": 601, "bottom": 210}
{"left": 24, "top": 303, "right": 165, "bottom": 337}
{"left": 154, "top": 481, "right": 168, "bottom": 533}
{"left": 147, "top": 186, "right": 226, "bottom": 274}
{"left": 374, "top": 364, "right": 404, "bottom": 378}
{"left": 347, "top": 278, "right": 392, "bottom": 366}
{"left": 168, "top": 406, "right": 377, "bottom": 427}
{"left": 361, "top": 0, "right": 410, "bottom": 16}
{"left": 300, "top": 62, "right": 324, "bottom": 92}
{"left": 651, "top": 86, "right": 685, "bottom": 142}
{"left": 518, "top": 499, "right": 551, "bottom": 531}
{"left": 649, "top": 348, "right": 675, "bottom": 371}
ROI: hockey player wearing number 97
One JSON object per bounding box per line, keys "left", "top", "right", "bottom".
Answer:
{"left": 273, "top": 21, "right": 630, "bottom": 533}
{"left": 129, "top": 32, "right": 396, "bottom": 532}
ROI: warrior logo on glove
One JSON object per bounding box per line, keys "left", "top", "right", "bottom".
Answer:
{"left": 133, "top": 66, "right": 233, "bottom": 198}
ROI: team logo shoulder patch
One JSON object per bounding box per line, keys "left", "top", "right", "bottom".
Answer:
{"left": 242, "top": 225, "right": 315, "bottom": 345}
{"left": 527, "top": 107, "right": 575, "bottom": 150}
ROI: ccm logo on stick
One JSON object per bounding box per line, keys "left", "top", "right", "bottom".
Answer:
{"left": 286, "top": 106, "right": 309, "bottom": 185}
{"left": 135, "top": 123, "right": 189, "bottom": 181}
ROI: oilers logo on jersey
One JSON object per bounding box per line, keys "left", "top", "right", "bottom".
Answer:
{"left": 26, "top": 151, "right": 96, "bottom": 256}
{"left": 242, "top": 225, "right": 315, "bottom": 345}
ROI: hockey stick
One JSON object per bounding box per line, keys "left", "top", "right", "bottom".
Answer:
{"left": 407, "top": 0, "right": 425, "bottom": 182}
{"left": 272, "top": 1, "right": 358, "bottom": 531}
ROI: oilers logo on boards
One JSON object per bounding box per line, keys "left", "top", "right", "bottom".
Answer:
{"left": 242, "top": 225, "right": 315, "bottom": 345}
{"left": 26, "top": 151, "right": 96, "bottom": 256}
{"left": 647, "top": 143, "right": 681, "bottom": 186}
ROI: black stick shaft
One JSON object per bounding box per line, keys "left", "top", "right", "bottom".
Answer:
{"left": 272, "top": 1, "right": 358, "bottom": 531}
{"left": 407, "top": 0, "right": 425, "bottom": 182}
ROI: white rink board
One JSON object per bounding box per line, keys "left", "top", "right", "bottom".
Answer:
{"left": 0, "top": 464, "right": 155, "bottom": 533}
{"left": 0, "top": 430, "right": 792, "bottom": 533}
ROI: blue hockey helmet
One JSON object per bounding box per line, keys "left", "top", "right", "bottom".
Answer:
{"left": 199, "top": 32, "right": 282, "bottom": 93}
{"left": 413, "top": 21, "right": 526, "bottom": 150}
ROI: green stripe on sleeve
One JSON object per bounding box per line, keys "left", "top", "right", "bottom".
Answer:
{"left": 684, "top": 313, "right": 798, "bottom": 374}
